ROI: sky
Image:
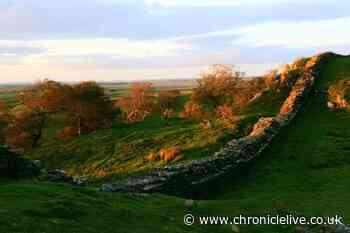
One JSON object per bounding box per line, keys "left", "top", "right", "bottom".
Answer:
{"left": 0, "top": 0, "right": 349, "bottom": 83}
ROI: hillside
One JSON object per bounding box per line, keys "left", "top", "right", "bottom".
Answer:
{"left": 1, "top": 54, "right": 350, "bottom": 233}
{"left": 24, "top": 89, "right": 288, "bottom": 181}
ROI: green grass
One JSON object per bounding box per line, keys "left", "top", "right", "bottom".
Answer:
{"left": 4, "top": 56, "right": 350, "bottom": 233}
{"left": 28, "top": 115, "right": 234, "bottom": 180}
{"left": 201, "top": 55, "right": 350, "bottom": 231}
{"left": 0, "top": 181, "right": 196, "bottom": 233}
{"left": 0, "top": 91, "right": 19, "bottom": 109}
{"left": 240, "top": 86, "right": 291, "bottom": 117}
{"left": 0, "top": 180, "right": 298, "bottom": 233}
{"left": 25, "top": 92, "right": 276, "bottom": 181}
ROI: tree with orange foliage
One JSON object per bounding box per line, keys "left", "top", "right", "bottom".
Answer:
{"left": 18, "top": 79, "right": 70, "bottom": 114}
{"left": 180, "top": 101, "right": 206, "bottom": 120}
{"left": 161, "top": 108, "right": 174, "bottom": 124}
{"left": 62, "top": 81, "right": 115, "bottom": 137}
{"left": 0, "top": 99, "right": 6, "bottom": 112}
{"left": 117, "top": 82, "right": 156, "bottom": 122}
{"left": 0, "top": 100, "right": 8, "bottom": 144}
{"left": 264, "top": 69, "right": 279, "bottom": 89}
{"left": 233, "top": 77, "right": 267, "bottom": 109}
{"left": 158, "top": 90, "right": 181, "bottom": 111}
{"left": 191, "top": 65, "right": 242, "bottom": 109}
{"left": 6, "top": 80, "right": 70, "bottom": 149}
{"left": 216, "top": 104, "right": 240, "bottom": 132}
{"left": 4, "top": 106, "right": 45, "bottom": 150}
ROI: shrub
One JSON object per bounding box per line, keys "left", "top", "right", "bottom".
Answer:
{"left": 0, "top": 99, "right": 6, "bottom": 112}
{"left": 158, "top": 90, "right": 181, "bottom": 111}
{"left": 216, "top": 104, "right": 240, "bottom": 131}
{"left": 199, "top": 119, "right": 212, "bottom": 130}
{"left": 96, "top": 168, "right": 107, "bottom": 177}
{"left": 188, "top": 64, "right": 267, "bottom": 114}
{"left": 56, "top": 127, "right": 78, "bottom": 140}
{"left": 191, "top": 65, "right": 241, "bottom": 108}
{"left": 159, "top": 147, "right": 182, "bottom": 162}
{"left": 64, "top": 81, "right": 115, "bottom": 135}
{"left": 233, "top": 77, "right": 267, "bottom": 109}
{"left": 264, "top": 69, "right": 279, "bottom": 89}
{"left": 0, "top": 100, "right": 8, "bottom": 143}
{"left": 290, "top": 57, "right": 309, "bottom": 70}
{"left": 328, "top": 79, "right": 350, "bottom": 110}
{"left": 10, "top": 80, "right": 71, "bottom": 148}
{"left": 146, "top": 152, "right": 159, "bottom": 161}
{"left": 5, "top": 106, "right": 45, "bottom": 150}
{"left": 180, "top": 101, "right": 207, "bottom": 120}
{"left": 147, "top": 147, "right": 182, "bottom": 162}
{"left": 162, "top": 108, "right": 174, "bottom": 121}
{"left": 117, "top": 82, "right": 156, "bottom": 122}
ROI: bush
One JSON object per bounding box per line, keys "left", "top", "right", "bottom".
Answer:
{"left": 64, "top": 81, "right": 115, "bottom": 135}
{"left": 328, "top": 79, "right": 350, "bottom": 110}
{"left": 161, "top": 108, "right": 174, "bottom": 121}
{"left": 186, "top": 64, "right": 268, "bottom": 116}
{"left": 5, "top": 106, "right": 45, "bottom": 150}
{"left": 216, "top": 104, "right": 240, "bottom": 131}
{"left": 146, "top": 152, "right": 158, "bottom": 161}
{"left": 191, "top": 65, "right": 241, "bottom": 108}
{"left": 56, "top": 127, "right": 78, "bottom": 140}
{"left": 180, "top": 101, "right": 207, "bottom": 120}
{"left": 146, "top": 147, "right": 182, "bottom": 162}
{"left": 159, "top": 147, "right": 182, "bottom": 162}
{"left": 158, "top": 90, "right": 181, "bottom": 111}
{"left": 233, "top": 77, "right": 267, "bottom": 109}
{"left": 117, "top": 82, "right": 156, "bottom": 122}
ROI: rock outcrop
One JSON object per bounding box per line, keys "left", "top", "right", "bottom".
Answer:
{"left": 0, "top": 146, "right": 42, "bottom": 178}
{"left": 39, "top": 169, "right": 88, "bottom": 186}
{"left": 101, "top": 52, "right": 339, "bottom": 194}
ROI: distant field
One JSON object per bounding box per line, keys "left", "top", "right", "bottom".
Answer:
{"left": 0, "top": 79, "right": 198, "bottom": 105}
{"left": 101, "top": 79, "right": 197, "bottom": 99}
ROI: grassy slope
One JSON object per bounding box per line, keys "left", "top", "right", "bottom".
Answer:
{"left": 1, "top": 180, "right": 294, "bottom": 233}
{"left": 29, "top": 115, "right": 233, "bottom": 180}
{"left": 206, "top": 55, "right": 350, "bottom": 230}
{"left": 3, "top": 56, "right": 349, "bottom": 233}
{"left": 27, "top": 94, "right": 235, "bottom": 180}
{"left": 26, "top": 90, "right": 285, "bottom": 180}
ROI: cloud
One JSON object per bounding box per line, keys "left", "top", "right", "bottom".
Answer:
{"left": 0, "top": 0, "right": 348, "bottom": 83}
{"left": 0, "top": 0, "right": 348, "bottom": 41}
{"left": 143, "top": 0, "right": 295, "bottom": 7}
{"left": 103, "top": 0, "right": 330, "bottom": 8}
{"left": 0, "top": 44, "right": 45, "bottom": 57}
{"left": 0, "top": 38, "right": 195, "bottom": 60}
{"left": 233, "top": 17, "right": 350, "bottom": 48}
{"left": 171, "top": 16, "right": 350, "bottom": 50}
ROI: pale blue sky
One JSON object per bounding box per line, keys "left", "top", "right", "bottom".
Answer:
{"left": 0, "top": 0, "right": 349, "bottom": 83}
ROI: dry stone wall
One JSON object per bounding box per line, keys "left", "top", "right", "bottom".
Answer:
{"left": 101, "top": 52, "right": 339, "bottom": 193}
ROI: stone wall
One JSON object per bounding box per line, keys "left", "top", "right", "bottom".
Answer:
{"left": 101, "top": 52, "right": 339, "bottom": 194}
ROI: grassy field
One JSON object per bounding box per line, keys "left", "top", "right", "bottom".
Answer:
{"left": 28, "top": 114, "right": 234, "bottom": 180}
{"left": 20, "top": 79, "right": 288, "bottom": 180}
{"left": 0, "top": 180, "right": 298, "bottom": 233}
{"left": 25, "top": 90, "right": 287, "bottom": 181}
{"left": 2, "top": 56, "right": 349, "bottom": 233}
